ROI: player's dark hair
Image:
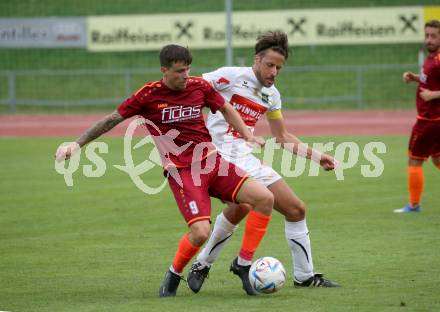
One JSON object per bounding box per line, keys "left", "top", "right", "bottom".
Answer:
{"left": 159, "top": 44, "right": 192, "bottom": 68}
{"left": 425, "top": 20, "right": 440, "bottom": 30}
{"left": 255, "top": 31, "right": 289, "bottom": 59}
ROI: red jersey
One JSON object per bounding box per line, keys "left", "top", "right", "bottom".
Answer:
{"left": 117, "top": 77, "right": 225, "bottom": 168}
{"left": 417, "top": 52, "right": 440, "bottom": 120}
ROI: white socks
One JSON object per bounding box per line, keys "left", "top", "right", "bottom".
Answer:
{"left": 197, "top": 213, "right": 315, "bottom": 280}
{"left": 285, "top": 219, "right": 314, "bottom": 281}
{"left": 196, "top": 212, "right": 238, "bottom": 266}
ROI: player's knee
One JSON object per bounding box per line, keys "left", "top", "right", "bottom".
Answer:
{"left": 225, "top": 203, "right": 250, "bottom": 224}
{"left": 282, "top": 199, "right": 306, "bottom": 220}
{"left": 408, "top": 158, "right": 424, "bottom": 166}
{"left": 238, "top": 203, "right": 252, "bottom": 214}
{"left": 190, "top": 230, "right": 210, "bottom": 246}
{"left": 295, "top": 200, "right": 306, "bottom": 219}
{"left": 257, "top": 189, "right": 274, "bottom": 215}
{"left": 196, "top": 230, "right": 210, "bottom": 243}
{"left": 189, "top": 222, "right": 211, "bottom": 246}
{"left": 432, "top": 157, "right": 440, "bottom": 169}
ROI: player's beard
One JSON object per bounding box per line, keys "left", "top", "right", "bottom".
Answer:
{"left": 256, "top": 71, "right": 274, "bottom": 87}
{"left": 426, "top": 43, "right": 440, "bottom": 53}
{"left": 177, "top": 79, "right": 187, "bottom": 90}
{"left": 172, "top": 78, "right": 187, "bottom": 90}
{"left": 264, "top": 77, "right": 275, "bottom": 87}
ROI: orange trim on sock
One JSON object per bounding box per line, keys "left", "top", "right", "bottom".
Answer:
{"left": 172, "top": 233, "right": 200, "bottom": 274}
{"left": 239, "top": 210, "right": 271, "bottom": 261}
{"left": 408, "top": 165, "right": 424, "bottom": 207}
{"left": 187, "top": 216, "right": 211, "bottom": 226}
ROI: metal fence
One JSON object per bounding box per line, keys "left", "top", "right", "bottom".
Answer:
{"left": 0, "top": 63, "right": 418, "bottom": 112}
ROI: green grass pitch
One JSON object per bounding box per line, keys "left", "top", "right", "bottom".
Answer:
{"left": 1, "top": 136, "right": 439, "bottom": 312}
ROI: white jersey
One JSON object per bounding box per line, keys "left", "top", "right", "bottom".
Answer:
{"left": 203, "top": 67, "right": 282, "bottom": 159}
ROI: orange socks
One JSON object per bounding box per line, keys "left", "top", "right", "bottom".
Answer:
{"left": 239, "top": 210, "right": 271, "bottom": 261}
{"left": 172, "top": 233, "right": 200, "bottom": 274}
{"left": 408, "top": 165, "right": 424, "bottom": 207}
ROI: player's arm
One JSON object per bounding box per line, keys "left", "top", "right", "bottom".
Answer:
{"left": 267, "top": 111, "right": 337, "bottom": 171}
{"left": 76, "top": 110, "right": 125, "bottom": 146}
{"left": 219, "top": 102, "right": 265, "bottom": 147}
{"left": 403, "top": 71, "right": 420, "bottom": 83}
{"left": 55, "top": 110, "right": 124, "bottom": 161}
{"left": 419, "top": 87, "right": 440, "bottom": 102}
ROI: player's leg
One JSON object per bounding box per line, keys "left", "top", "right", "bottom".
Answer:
{"left": 229, "top": 179, "right": 273, "bottom": 295}
{"left": 187, "top": 202, "right": 249, "bottom": 293}
{"left": 268, "top": 178, "right": 338, "bottom": 287}
{"left": 234, "top": 179, "right": 273, "bottom": 263}
{"left": 159, "top": 167, "right": 212, "bottom": 297}
{"left": 394, "top": 120, "right": 432, "bottom": 213}
{"left": 197, "top": 156, "right": 273, "bottom": 295}
{"left": 205, "top": 158, "right": 273, "bottom": 265}
{"left": 432, "top": 122, "right": 440, "bottom": 170}
{"left": 161, "top": 220, "right": 211, "bottom": 297}
{"left": 268, "top": 179, "right": 310, "bottom": 281}
{"left": 432, "top": 155, "right": 440, "bottom": 169}
{"left": 194, "top": 203, "right": 249, "bottom": 267}
{"left": 204, "top": 156, "right": 274, "bottom": 265}
{"left": 431, "top": 128, "right": 440, "bottom": 169}
{"left": 407, "top": 157, "right": 425, "bottom": 207}
{"left": 196, "top": 179, "right": 302, "bottom": 270}
{"left": 394, "top": 156, "right": 424, "bottom": 213}
{"left": 190, "top": 155, "right": 277, "bottom": 294}
{"left": 172, "top": 220, "right": 211, "bottom": 275}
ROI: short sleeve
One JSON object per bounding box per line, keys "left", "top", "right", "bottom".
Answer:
{"left": 201, "top": 79, "right": 226, "bottom": 113}
{"left": 268, "top": 88, "right": 282, "bottom": 112}
{"left": 117, "top": 94, "right": 144, "bottom": 119}
{"left": 202, "top": 67, "right": 236, "bottom": 92}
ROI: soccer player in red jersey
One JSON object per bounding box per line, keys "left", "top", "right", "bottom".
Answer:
{"left": 55, "top": 45, "right": 274, "bottom": 296}
{"left": 394, "top": 20, "right": 440, "bottom": 213}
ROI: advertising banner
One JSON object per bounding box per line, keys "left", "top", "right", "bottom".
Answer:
{"left": 87, "top": 6, "right": 427, "bottom": 51}
{"left": 0, "top": 17, "right": 86, "bottom": 48}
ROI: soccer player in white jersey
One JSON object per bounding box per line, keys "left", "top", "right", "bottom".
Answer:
{"left": 187, "top": 31, "right": 339, "bottom": 294}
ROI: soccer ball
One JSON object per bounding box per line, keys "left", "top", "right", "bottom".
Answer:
{"left": 249, "top": 256, "right": 286, "bottom": 294}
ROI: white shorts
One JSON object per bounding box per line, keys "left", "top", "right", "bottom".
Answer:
{"left": 226, "top": 154, "right": 282, "bottom": 187}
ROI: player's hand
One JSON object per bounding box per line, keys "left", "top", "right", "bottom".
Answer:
{"left": 403, "top": 71, "right": 417, "bottom": 83}
{"left": 419, "top": 87, "right": 435, "bottom": 102}
{"left": 319, "top": 153, "right": 338, "bottom": 171}
{"left": 55, "top": 142, "right": 80, "bottom": 162}
{"left": 246, "top": 135, "right": 265, "bottom": 147}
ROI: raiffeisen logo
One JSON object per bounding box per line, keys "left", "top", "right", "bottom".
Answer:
{"left": 161, "top": 105, "right": 201, "bottom": 123}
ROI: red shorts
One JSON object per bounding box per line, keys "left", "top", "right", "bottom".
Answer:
{"left": 166, "top": 153, "right": 249, "bottom": 225}
{"left": 408, "top": 119, "right": 440, "bottom": 160}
